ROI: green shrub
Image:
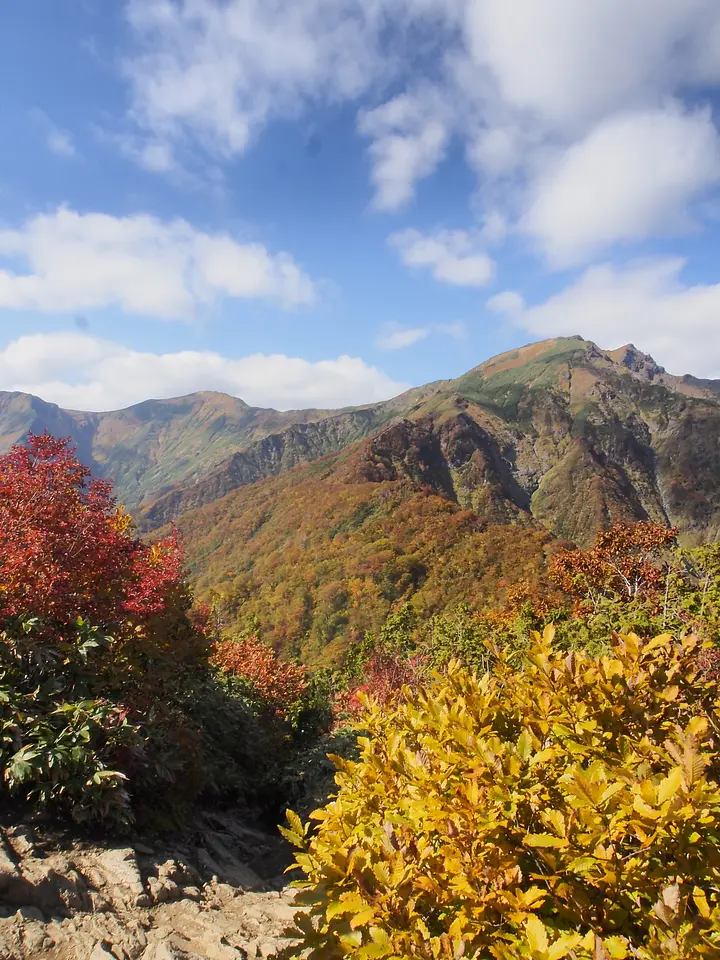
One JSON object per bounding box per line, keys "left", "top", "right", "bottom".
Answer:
{"left": 0, "top": 617, "right": 141, "bottom": 827}
{"left": 284, "top": 629, "right": 720, "bottom": 958}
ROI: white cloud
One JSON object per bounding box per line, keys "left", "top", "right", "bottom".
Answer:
{"left": 0, "top": 207, "right": 315, "bottom": 319}
{"left": 118, "top": 0, "right": 720, "bottom": 266}
{"left": 486, "top": 290, "right": 525, "bottom": 315}
{"left": 375, "top": 322, "right": 431, "bottom": 349}
{"left": 358, "top": 88, "right": 452, "bottom": 210}
{"left": 120, "top": 137, "right": 177, "bottom": 174}
{"left": 522, "top": 104, "right": 720, "bottom": 266}
{"left": 461, "top": 0, "right": 719, "bottom": 131}
{"left": 0, "top": 332, "right": 407, "bottom": 411}
{"left": 46, "top": 128, "right": 76, "bottom": 158}
{"left": 390, "top": 228, "right": 494, "bottom": 286}
{"left": 375, "top": 319, "right": 469, "bottom": 348}
{"left": 513, "top": 257, "right": 720, "bottom": 378}
{"left": 31, "top": 110, "right": 77, "bottom": 159}
{"left": 123, "top": 0, "right": 395, "bottom": 158}
{"left": 457, "top": 1, "right": 720, "bottom": 260}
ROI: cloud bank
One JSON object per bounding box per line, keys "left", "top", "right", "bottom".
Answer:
{"left": 0, "top": 208, "right": 315, "bottom": 319}
{"left": 122, "top": 0, "right": 720, "bottom": 265}
{"left": 0, "top": 332, "right": 406, "bottom": 411}
{"left": 489, "top": 258, "right": 720, "bottom": 379}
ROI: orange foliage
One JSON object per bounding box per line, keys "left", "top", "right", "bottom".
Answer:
{"left": 550, "top": 520, "right": 677, "bottom": 612}
{"left": 502, "top": 576, "right": 564, "bottom": 620}
{"left": 212, "top": 634, "right": 307, "bottom": 714}
{"left": 172, "top": 463, "right": 558, "bottom": 664}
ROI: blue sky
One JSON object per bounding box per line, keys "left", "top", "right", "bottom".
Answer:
{"left": 2, "top": 0, "right": 720, "bottom": 410}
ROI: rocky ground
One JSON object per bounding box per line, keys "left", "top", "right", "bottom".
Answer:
{"left": 0, "top": 813, "right": 306, "bottom": 960}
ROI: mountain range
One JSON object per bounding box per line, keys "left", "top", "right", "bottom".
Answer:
{"left": 3, "top": 335, "right": 719, "bottom": 543}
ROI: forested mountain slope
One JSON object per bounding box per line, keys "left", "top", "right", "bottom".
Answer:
{"left": 173, "top": 454, "right": 558, "bottom": 665}
{"left": 133, "top": 336, "right": 720, "bottom": 661}
{"left": 0, "top": 390, "right": 388, "bottom": 508}
{"left": 3, "top": 336, "right": 720, "bottom": 546}
{"left": 153, "top": 335, "right": 720, "bottom": 538}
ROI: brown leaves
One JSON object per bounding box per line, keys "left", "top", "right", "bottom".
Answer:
{"left": 550, "top": 520, "right": 677, "bottom": 607}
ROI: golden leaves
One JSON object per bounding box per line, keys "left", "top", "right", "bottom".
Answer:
{"left": 285, "top": 629, "right": 720, "bottom": 959}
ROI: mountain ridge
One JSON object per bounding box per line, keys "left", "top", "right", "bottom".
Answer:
{"left": 152, "top": 336, "right": 720, "bottom": 544}
{"left": 2, "top": 337, "right": 720, "bottom": 545}
{"left": 136, "top": 336, "right": 720, "bottom": 659}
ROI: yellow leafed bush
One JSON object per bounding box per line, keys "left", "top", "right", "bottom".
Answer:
{"left": 283, "top": 629, "right": 720, "bottom": 958}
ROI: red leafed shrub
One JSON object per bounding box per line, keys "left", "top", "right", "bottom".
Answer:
{"left": 212, "top": 634, "right": 307, "bottom": 714}
{"left": 339, "top": 651, "right": 426, "bottom": 717}
{"left": 697, "top": 647, "right": 720, "bottom": 681}
{"left": 0, "top": 432, "right": 185, "bottom": 630}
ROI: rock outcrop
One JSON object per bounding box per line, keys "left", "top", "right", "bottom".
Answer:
{"left": 0, "top": 817, "right": 304, "bottom": 960}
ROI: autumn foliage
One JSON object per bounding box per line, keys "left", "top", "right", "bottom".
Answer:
{"left": 0, "top": 432, "right": 185, "bottom": 629}
{"left": 337, "top": 650, "right": 426, "bottom": 717}
{"left": 286, "top": 629, "right": 720, "bottom": 959}
{"left": 176, "top": 464, "right": 557, "bottom": 665}
{"left": 213, "top": 634, "right": 307, "bottom": 714}
{"left": 550, "top": 520, "right": 677, "bottom": 612}
{"left": 0, "top": 434, "right": 216, "bottom": 824}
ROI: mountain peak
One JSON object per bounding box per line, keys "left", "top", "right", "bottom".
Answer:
{"left": 471, "top": 336, "right": 591, "bottom": 378}
{"left": 607, "top": 344, "right": 665, "bottom": 380}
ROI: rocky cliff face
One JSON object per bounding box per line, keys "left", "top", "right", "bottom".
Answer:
{"left": 396, "top": 337, "right": 720, "bottom": 544}
{"left": 139, "top": 338, "right": 720, "bottom": 543}
{"left": 301, "top": 337, "right": 720, "bottom": 544}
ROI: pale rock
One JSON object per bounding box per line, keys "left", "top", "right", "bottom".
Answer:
{"left": 200, "top": 836, "right": 264, "bottom": 891}
{"left": 91, "top": 942, "right": 117, "bottom": 960}
{"left": 91, "top": 892, "right": 113, "bottom": 913}
{"left": 157, "top": 861, "right": 183, "bottom": 884}
{"left": 147, "top": 877, "right": 181, "bottom": 904}
{"left": 258, "top": 939, "right": 281, "bottom": 959}
{"left": 98, "top": 849, "right": 147, "bottom": 907}
{"left": 20, "top": 921, "right": 46, "bottom": 953}
{"left": 152, "top": 942, "right": 206, "bottom": 960}
{"left": 5, "top": 827, "right": 36, "bottom": 858}
{"left": 209, "top": 883, "right": 238, "bottom": 904}
{"left": 15, "top": 906, "right": 44, "bottom": 922}
{"left": 180, "top": 886, "right": 203, "bottom": 902}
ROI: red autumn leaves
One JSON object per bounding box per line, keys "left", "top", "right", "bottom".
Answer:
{"left": 212, "top": 634, "right": 307, "bottom": 712}
{"left": 0, "top": 432, "right": 183, "bottom": 628}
